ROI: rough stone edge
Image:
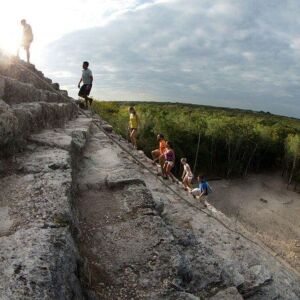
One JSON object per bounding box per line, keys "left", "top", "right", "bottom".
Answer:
{"left": 87, "top": 111, "right": 300, "bottom": 299}
{"left": 0, "top": 115, "right": 93, "bottom": 299}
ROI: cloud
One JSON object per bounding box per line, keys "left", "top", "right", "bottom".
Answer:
{"left": 40, "top": 0, "right": 300, "bottom": 118}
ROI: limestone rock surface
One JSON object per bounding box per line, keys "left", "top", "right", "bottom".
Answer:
{"left": 0, "top": 55, "right": 299, "bottom": 299}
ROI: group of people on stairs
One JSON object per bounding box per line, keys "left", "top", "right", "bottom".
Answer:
{"left": 16, "top": 19, "right": 211, "bottom": 207}
{"left": 128, "top": 107, "right": 212, "bottom": 207}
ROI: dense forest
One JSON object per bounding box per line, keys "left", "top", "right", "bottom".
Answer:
{"left": 92, "top": 101, "right": 300, "bottom": 188}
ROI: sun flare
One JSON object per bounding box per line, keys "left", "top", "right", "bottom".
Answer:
{"left": 0, "top": 24, "right": 22, "bottom": 55}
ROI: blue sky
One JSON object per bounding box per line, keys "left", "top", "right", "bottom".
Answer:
{"left": 7, "top": 0, "right": 300, "bottom": 118}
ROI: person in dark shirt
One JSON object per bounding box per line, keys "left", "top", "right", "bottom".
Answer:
{"left": 78, "top": 61, "right": 93, "bottom": 108}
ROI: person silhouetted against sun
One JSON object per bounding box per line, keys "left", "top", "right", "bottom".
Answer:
{"left": 17, "top": 19, "right": 33, "bottom": 63}
{"left": 78, "top": 61, "right": 93, "bottom": 108}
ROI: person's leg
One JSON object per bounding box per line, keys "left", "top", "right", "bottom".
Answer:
{"left": 151, "top": 149, "right": 160, "bottom": 161}
{"left": 168, "top": 165, "right": 177, "bottom": 183}
{"left": 159, "top": 154, "right": 165, "bottom": 175}
{"left": 86, "top": 85, "right": 93, "bottom": 106}
{"left": 25, "top": 46, "right": 30, "bottom": 63}
{"left": 130, "top": 129, "right": 137, "bottom": 148}
{"left": 80, "top": 85, "right": 88, "bottom": 108}
{"left": 129, "top": 129, "right": 134, "bottom": 146}
{"left": 199, "top": 195, "right": 208, "bottom": 207}
{"left": 191, "top": 188, "right": 200, "bottom": 198}
{"left": 162, "top": 162, "right": 167, "bottom": 178}
{"left": 182, "top": 175, "right": 188, "bottom": 189}
{"left": 166, "top": 163, "right": 171, "bottom": 177}
{"left": 187, "top": 177, "right": 193, "bottom": 190}
{"left": 84, "top": 96, "right": 88, "bottom": 108}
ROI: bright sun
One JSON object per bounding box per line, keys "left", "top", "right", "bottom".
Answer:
{"left": 0, "top": 23, "right": 22, "bottom": 55}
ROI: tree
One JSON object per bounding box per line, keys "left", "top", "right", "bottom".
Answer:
{"left": 285, "top": 134, "right": 300, "bottom": 187}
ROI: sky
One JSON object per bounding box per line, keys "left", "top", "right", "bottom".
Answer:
{"left": 1, "top": 0, "right": 300, "bottom": 118}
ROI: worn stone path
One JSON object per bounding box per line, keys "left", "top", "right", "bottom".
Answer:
{"left": 0, "top": 115, "right": 93, "bottom": 299}
{"left": 75, "top": 119, "right": 300, "bottom": 300}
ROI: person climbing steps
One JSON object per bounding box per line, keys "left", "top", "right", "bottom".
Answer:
{"left": 128, "top": 106, "right": 140, "bottom": 149}
{"left": 163, "top": 141, "right": 177, "bottom": 182}
{"left": 190, "top": 175, "right": 212, "bottom": 207}
{"left": 151, "top": 134, "right": 168, "bottom": 177}
{"left": 78, "top": 61, "right": 93, "bottom": 109}
{"left": 181, "top": 158, "right": 193, "bottom": 191}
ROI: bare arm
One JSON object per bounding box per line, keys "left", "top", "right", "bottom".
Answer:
{"left": 90, "top": 75, "right": 93, "bottom": 84}
{"left": 78, "top": 78, "right": 82, "bottom": 88}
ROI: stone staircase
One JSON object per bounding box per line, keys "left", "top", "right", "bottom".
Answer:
{"left": 0, "top": 59, "right": 76, "bottom": 156}
{"left": 0, "top": 57, "right": 86, "bottom": 299}
{"left": 74, "top": 120, "right": 300, "bottom": 300}
{"left": 0, "top": 57, "right": 299, "bottom": 300}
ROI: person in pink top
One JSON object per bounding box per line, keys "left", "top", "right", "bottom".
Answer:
{"left": 163, "top": 141, "right": 177, "bottom": 182}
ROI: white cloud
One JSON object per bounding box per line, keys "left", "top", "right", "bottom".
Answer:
{"left": 0, "top": 0, "right": 143, "bottom": 55}
{"left": 290, "top": 37, "right": 300, "bottom": 52}
{"left": 207, "top": 2, "right": 238, "bottom": 17}
{"left": 242, "top": 52, "right": 255, "bottom": 62}
{"left": 31, "top": 0, "right": 300, "bottom": 118}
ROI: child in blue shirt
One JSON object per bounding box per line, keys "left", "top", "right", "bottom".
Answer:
{"left": 190, "top": 175, "right": 211, "bottom": 207}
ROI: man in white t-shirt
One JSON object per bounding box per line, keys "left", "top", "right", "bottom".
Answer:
{"left": 17, "top": 19, "right": 33, "bottom": 63}
{"left": 78, "top": 61, "right": 93, "bottom": 108}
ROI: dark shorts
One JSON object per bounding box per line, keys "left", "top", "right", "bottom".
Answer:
{"left": 78, "top": 84, "right": 92, "bottom": 97}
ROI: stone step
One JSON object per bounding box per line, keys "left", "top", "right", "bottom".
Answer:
{"left": 0, "top": 100, "right": 78, "bottom": 156}
{"left": 0, "top": 75, "right": 68, "bottom": 106}
{"left": 0, "top": 227, "right": 82, "bottom": 300}
{"left": 0, "top": 114, "right": 93, "bottom": 299}
{"left": 78, "top": 116, "right": 300, "bottom": 299}
{"left": 0, "top": 115, "right": 93, "bottom": 233}
{"left": 28, "top": 116, "right": 93, "bottom": 151}
{"left": 75, "top": 125, "right": 185, "bottom": 298}
{"left": 0, "top": 57, "right": 61, "bottom": 93}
